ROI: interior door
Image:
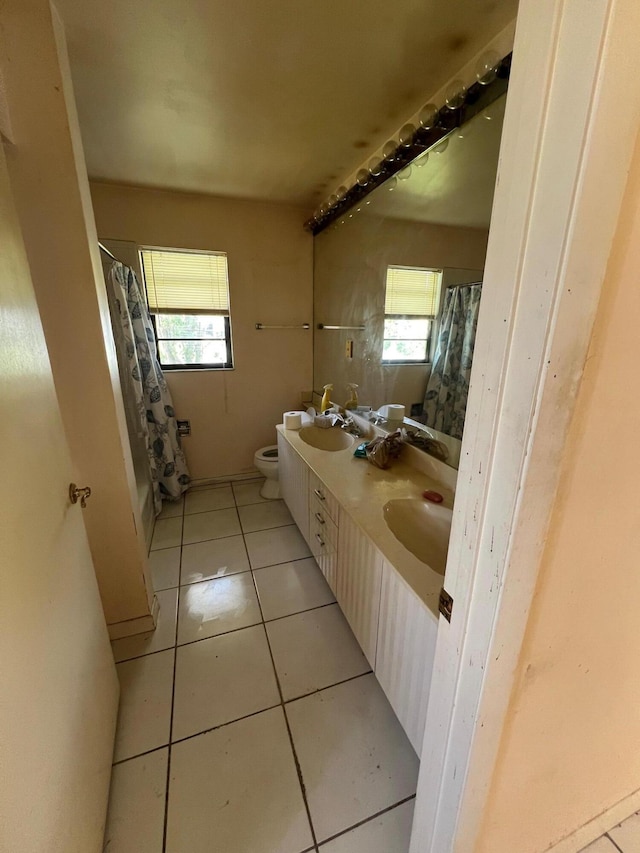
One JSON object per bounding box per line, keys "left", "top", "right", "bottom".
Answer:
{"left": 0, "top": 143, "right": 119, "bottom": 852}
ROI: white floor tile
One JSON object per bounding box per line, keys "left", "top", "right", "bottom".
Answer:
{"left": 608, "top": 812, "right": 640, "bottom": 852}
{"left": 320, "top": 799, "right": 415, "bottom": 853}
{"left": 166, "top": 707, "right": 313, "bottom": 853}
{"left": 267, "top": 604, "right": 369, "bottom": 701}
{"left": 172, "top": 625, "right": 280, "bottom": 740}
{"left": 150, "top": 517, "right": 183, "bottom": 551}
{"left": 103, "top": 748, "right": 168, "bottom": 853}
{"left": 579, "top": 838, "right": 619, "bottom": 853}
{"left": 157, "top": 497, "right": 184, "bottom": 519}
{"left": 114, "top": 649, "right": 174, "bottom": 762}
{"left": 286, "top": 674, "right": 419, "bottom": 843}
{"left": 177, "top": 574, "right": 261, "bottom": 645}
{"left": 232, "top": 478, "right": 268, "bottom": 506}
{"left": 180, "top": 535, "right": 250, "bottom": 585}
{"left": 244, "top": 524, "right": 311, "bottom": 569}
{"left": 182, "top": 507, "right": 241, "bottom": 545}
{"left": 254, "top": 557, "right": 335, "bottom": 621}
{"left": 238, "top": 500, "right": 293, "bottom": 533}
{"left": 185, "top": 485, "right": 235, "bottom": 515}
{"left": 149, "top": 547, "right": 181, "bottom": 591}
{"left": 112, "top": 588, "right": 178, "bottom": 663}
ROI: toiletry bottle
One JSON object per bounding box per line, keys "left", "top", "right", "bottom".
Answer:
{"left": 320, "top": 384, "right": 333, "bottom": 413}
{"left": 345, "top": 383, "right": 359, "bottom": 410}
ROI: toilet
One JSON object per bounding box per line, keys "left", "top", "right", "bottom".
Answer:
{"left": 253, "top": 445, "right": 280, "bottom": 499}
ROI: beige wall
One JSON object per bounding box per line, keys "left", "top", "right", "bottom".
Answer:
{"left": 91, "top": 181, "right": 314, "bottom": 480}
{"left": 0, "top": 118, "right": 118, "bottom": 853}
{"left": 1, "top": 0, "right": 153, "bottom": 630}
{"left": 314, "top": 213, "right": 487, "bottom": 413}
{"left": 476, "top": 129, "right": 640, "bottom": 852}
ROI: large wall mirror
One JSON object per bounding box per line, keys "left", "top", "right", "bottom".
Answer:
{"left": 313, "top": 92, "right": 507, "bottom": 469}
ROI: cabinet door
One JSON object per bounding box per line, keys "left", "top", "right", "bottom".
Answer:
{"left": 277, "top": 432, "right": 309, "bottom": 543}
{"left": 336, "top": 511, "right": 383, "bottom": 666}
{"left": 375, "top": 560, "right": 438, "bottom": 753}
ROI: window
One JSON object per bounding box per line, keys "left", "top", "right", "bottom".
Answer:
{"left": 382, "top": 265, "right": 442, "bottom": 363}
{"left": 140, "top": 247, "right": 233, "bottom": 369}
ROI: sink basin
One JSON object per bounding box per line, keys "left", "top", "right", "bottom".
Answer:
{"left": 383, "top": 498, "right": 453, "bottom": 575}
{"left": 298, "top": 426, "right": 356, "bottom": 452}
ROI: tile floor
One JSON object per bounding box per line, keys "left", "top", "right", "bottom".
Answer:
{"left": 104, "top": 479, "right": 419, "bottom": 853}
{"left": 581, "top": 811, "right": 640, "bottom": 853}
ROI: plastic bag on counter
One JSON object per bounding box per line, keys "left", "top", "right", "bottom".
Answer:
{"left": 365, "top": 430, "right": 404, "bottom": 469}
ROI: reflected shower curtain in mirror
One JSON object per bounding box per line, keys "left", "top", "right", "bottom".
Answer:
{"left": 108, "top": 261, "right": 190, "bottom": 513}
{"left": 423, "top": 282, "right": 482, "bottom": 440}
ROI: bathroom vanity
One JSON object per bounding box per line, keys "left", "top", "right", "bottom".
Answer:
{"left": 277, "top": 423, "right": 454, "bottom": 753}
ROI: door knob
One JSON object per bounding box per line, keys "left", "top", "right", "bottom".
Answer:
{"left": 69, "top": 483, "right": 92, "bottom": 508}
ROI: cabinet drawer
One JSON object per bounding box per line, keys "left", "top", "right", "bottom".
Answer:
{"left": 309, "top": 513, "right": 338, "bottom": 593}
{"left": 309, "top": 502, "right": 338, "bottom": 549}
{"left": 308, "top": 471, "right": 339, "bottom": 525}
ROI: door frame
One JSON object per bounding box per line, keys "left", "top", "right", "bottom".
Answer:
{"left": 410, "top": 0, "right": 640, "bottom": 850}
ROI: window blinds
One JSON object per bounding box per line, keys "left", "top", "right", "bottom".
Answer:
{"left": 141, "top": 248, "right": 230, "bottom": 315}
{"left": 384, "top": 266, "right": 442, "bottom": 317}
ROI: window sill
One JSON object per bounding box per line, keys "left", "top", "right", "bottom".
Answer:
{"left": 162, "top": 366, "right": 236, "bottom": 373}
{"left": 381, "top": 361, "right": 432, "bottom": 367}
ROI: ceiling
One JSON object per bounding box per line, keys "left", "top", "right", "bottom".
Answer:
{"left": 368, "top": 94, "right": 507, "bottom": 228}
{"left": 56, "top": 0, "right": 518, "bottom": 209}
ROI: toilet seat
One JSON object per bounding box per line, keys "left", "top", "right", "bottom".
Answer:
{"left": 255, "top": 445, "right": 278, "bottom": 462}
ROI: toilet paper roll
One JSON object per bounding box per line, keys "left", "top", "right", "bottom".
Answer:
{"left": 283, "top": 411, "right": 303, "bottom": 430}
{"left": 386, "top": 403, "right": 406, "bottom": 422}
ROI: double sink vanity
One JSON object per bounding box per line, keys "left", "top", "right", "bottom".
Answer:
{"left": 277, "top": 418, "right": 455, "bottom": 753}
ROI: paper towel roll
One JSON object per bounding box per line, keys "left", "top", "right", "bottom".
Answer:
{"left": 386, "top": 403, "right": 406, "bottom": 422}
{"left": 283, "top": 411, "right": 303, "bottom": 430}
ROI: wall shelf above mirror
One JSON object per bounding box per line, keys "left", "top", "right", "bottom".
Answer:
{"left": 313, "top": 91, "right": 508, "bottom": 469}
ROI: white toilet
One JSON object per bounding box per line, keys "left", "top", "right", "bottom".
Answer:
{"left": 253, "top": 445, "right": 280, "bottom": 499}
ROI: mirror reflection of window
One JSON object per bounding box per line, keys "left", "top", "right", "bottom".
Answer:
{"left": 382, "top": 266, "right": 443, "bottom": 363}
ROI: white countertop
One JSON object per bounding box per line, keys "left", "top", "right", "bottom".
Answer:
{"left": 277, "top": 423, "right": 456, "bottom": 619}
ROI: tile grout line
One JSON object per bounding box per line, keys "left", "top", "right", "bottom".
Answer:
{"left": 111, "top": 669, "right": 376, "bottom": 764}
{"left": 114, "top": 599, "right": 340, "bottom": 664}
{"left": 160, "top": 494, "right": 185, "bottom": 853}
{"left": 152, "top": 488, "right": 398, "bottom": 852}
{"left": 605, "top": 833, "right": 625, "bottom": 853}
{"left": 239, "top": 505, "right": 321, "bottom": 853}
{"left": 316, "top": 794, "right": 417, "bottom": 848}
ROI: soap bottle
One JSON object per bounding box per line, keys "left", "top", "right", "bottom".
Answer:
{"left": 320, "top": 384, "right": 333, "bottom": 413}
{"left": 345, "top": 383, "right": 359, "bottom": 410}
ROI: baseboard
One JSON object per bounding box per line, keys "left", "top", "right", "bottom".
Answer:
{"left": 190, "top": 471, "right": 262, "bottom": 488}
{"left": 108, "top": 594, "right": 159, "bottom": 640}
{"left": 545, "top": 787, "right": 640, "bottom": 853}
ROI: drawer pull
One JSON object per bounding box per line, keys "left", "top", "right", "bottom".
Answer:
{"left": 313, "top": 488, "right": 325, "bottom": 501}
{"left": 315, "top": 533, "right": 325, "bottom": 548}
{"left": 315, "top": 512, "right": 326, "bottom": 524}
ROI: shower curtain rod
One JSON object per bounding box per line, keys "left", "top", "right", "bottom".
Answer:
{"left": 98, "top": 242, "right": 119, "bottom": 262}
{"left": 446, "top": 280, "right": 483, "bottom": 289}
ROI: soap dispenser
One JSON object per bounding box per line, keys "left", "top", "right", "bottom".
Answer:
{"left": 320, "top": 384, "right": 333, "bottom": 413}
{"left": 345, "top": 383, "right": 359, "bottom": 410}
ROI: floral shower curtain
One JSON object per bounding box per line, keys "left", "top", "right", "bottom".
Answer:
{"left": 108, "top": 261, "right": 190, "bottom": 513}
{"left": 423, "top": 282, "right": 482, "bottom": 440}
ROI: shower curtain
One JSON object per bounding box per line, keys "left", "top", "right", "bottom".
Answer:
{"left": 423, "top": 282, "right": 482, "bottom": 440}
{"left": 108, "top": 261, "right": 190, "bottom": 513}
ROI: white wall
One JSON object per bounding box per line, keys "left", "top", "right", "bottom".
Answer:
{"left": 90, "top": 181, "right": 314, "bottom": 481}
